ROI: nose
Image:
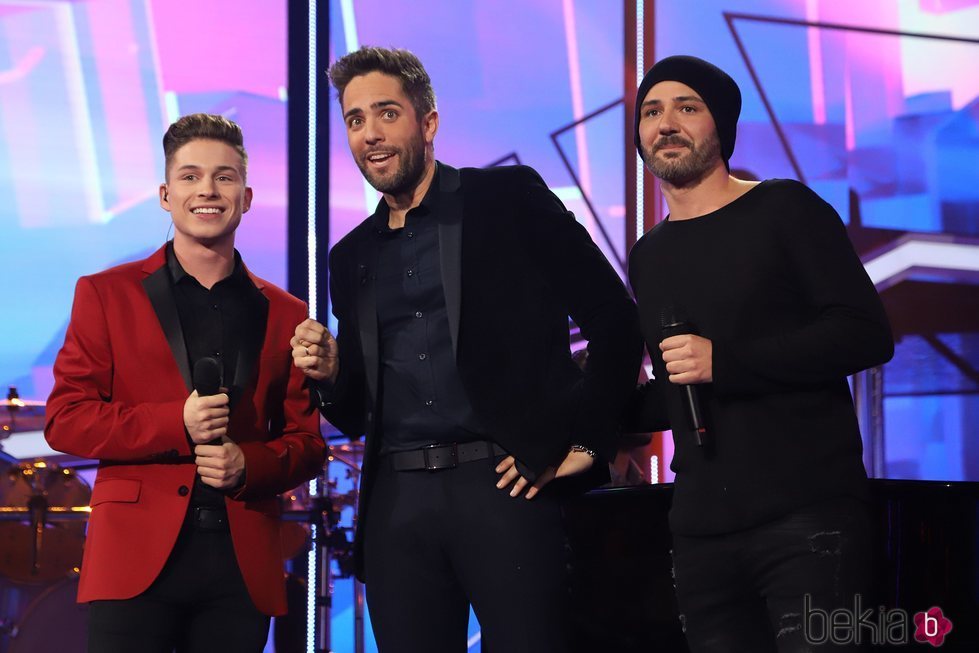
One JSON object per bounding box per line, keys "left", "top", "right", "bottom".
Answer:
{"left": 198, "top": 177, "right": 219, "bottom": 197}
{"left": 363, "top": 118, "right": 383, "bottom": 145}
{"left": 658, "top": 110, "right": 679, "bottom": 135}
{"left": 656, "top": 109, "right": 680, "bottom": 136}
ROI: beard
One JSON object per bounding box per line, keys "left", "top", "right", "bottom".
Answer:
{"left": 357, "top": 131, "right": 427, "bottom": 196}
{"left": 643, "top": 131, "right": 722, "bottom": 187}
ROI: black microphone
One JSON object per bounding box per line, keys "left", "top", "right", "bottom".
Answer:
{"left": 660, "top": 305, "right": 706, "bottom": 446}
{"left": 192, "top": 357, "right": 222, "bottom": 397}
{"left": 192, "top": 357, "right": 223, "bottom": 445}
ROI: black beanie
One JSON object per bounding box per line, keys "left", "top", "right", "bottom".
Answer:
{"left": 634, "top": 55, "right": 742, "bottom": 163}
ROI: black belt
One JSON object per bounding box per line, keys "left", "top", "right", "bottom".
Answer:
{"left": 187, "top": 506, "right": 230, "bottom": 532}
{"left": 390, "top": 441, "right": 507, "bottom": 472}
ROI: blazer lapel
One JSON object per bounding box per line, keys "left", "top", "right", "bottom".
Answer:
{"left": 231, "top": 272, "right": 269, "bottom": 408}
{"left": 142, "top": 261, "right": 193, "bottom": 392}
{"left": 437, "top": 164, "right": 463, "bottom": 359}
{"left": 356, "top": 236, "right": 380, "bottom": 402}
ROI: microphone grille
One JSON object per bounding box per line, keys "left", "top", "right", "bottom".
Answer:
{"left": 659, "top": 303, "right": 686, "bottom": 328}
{"left": 192, "top": 357, "right": 222, "bottom": 396}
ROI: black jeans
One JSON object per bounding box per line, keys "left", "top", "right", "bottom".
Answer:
{"left": 364, "top": 454, "right": 570, "bottom": 653}
{"left": 87, "top": 511, "right": 270, "bottom": 653}
{"left": 672, "top": 497, "right": 873, "bottom": 653}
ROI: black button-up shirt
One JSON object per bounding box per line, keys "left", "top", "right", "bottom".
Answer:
{"left": 373, "top": 166, "right": 483, "bottom": 452}
{"left": 167, "top": 243, "right": 261, "bottom": 508}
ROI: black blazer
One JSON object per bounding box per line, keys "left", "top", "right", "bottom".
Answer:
{"left": 320, "top": 163, "right": 641, "bottom": 576}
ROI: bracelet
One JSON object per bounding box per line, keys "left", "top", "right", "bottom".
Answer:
{"left": 569, "top": 444, "right": 596, "bottom": 458}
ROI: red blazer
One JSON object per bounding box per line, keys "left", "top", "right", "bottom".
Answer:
{"left": 45, "top": 245, "right": 325, "bottom": 616}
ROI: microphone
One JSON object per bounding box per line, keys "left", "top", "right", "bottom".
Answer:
{"left": 660, "top": 305, "right": 706, "bottom": 446}
{"left": 192, "top": 357, "right": 223, "bottom": 445}
{"left": 193, "top": 357, "right": 222, "bottom": 397}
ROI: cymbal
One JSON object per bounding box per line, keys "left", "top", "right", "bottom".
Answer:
{"left": 0, "top": 398, "right": 46, "bottom": 409}
{"left": 329, "top": 441, "right": 365, "bottom": 455}
{"left": 327, "top": 441, "right": 364, "bottom": 472}
{"left": 1, "top": 399, "right": 46, "bottom": 435}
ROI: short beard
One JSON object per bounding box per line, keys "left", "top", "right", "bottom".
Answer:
{"left": 358, "top": 131, "right": 427, "bottom": 196}
{"left": 643, "top": 131, "right": 722, "bottom": 187}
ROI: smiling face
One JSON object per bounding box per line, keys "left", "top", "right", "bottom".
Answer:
{"left": 341, "top": 71, "right": 437, "bottom": 197}
{"left": 159, "top": 138, "right": 252, "bottom": 249}
{"left": 638, "top": 80, "right": 724, "bottom": 187}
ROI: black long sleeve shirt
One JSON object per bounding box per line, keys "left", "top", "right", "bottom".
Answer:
{"left": 628, "top": 179, "right": 894, "bottom": 536}
{"left": 371, "top": 166, "right": 485, "bottom": 452}
{"left": 167, "top": 243, "right": 264, "bottom": 508}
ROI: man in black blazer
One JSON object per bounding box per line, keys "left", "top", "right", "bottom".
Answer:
{"left": 292, "top": 46, "right": 640, "bottom": 653}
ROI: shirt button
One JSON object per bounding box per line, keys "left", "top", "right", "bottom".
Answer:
{"left": 407, "top": 232, "right": 414, "bottom": 238}
{"left": 406, "top": 269, "right": 414, "bottom": 277}
{"left": 211, "top": 304, "right": 219, "bottom": 310}
{"left": 178, "top": 485, "right": 190, "bottom": 496}
{"left": 214, "top": 351, "right": 221, "bottom": 357}
{"left": 415, "top": 311, "right": 423, "bottom": 318}
{"left": 418, "top": 353, "right": 427, "bottom": 361}
{"left": 425, "top": 400, "right": 434, "bottom": 407}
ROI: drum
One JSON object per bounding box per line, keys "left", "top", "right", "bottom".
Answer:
{"left": 0, "top": 461, "right": 90, "bottom": 584}
{"left": 0, "top": 577, "right": 86, "bottom": 652}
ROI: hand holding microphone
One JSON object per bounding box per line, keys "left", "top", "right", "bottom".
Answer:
{"left": 660, "top": 306, "right": 710, "bottom": 445}
{"left": 183, "top": 357, "right": 230, "bottom": 445}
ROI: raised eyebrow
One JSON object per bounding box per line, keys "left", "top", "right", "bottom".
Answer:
{"left": 343, "top": 107, "right": 364, "bottom": 121}
{"left": 372, "top": 100, "right": 403, "bottom": 111}
{"left": 342, "top": 99, "right": 404, "bottom": 121}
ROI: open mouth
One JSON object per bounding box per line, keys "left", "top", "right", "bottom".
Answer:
{"left": 365, "top": 151, "right": 397, "bottom": 167}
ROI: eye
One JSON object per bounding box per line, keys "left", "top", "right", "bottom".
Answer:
{"left": 644, "top": 108, "right": 661, "bottom": 118}
{"left": 217, "top": 175, "right": 233, "bottom": 182}
{"left": 680, "top": 105, "right": 698, "bottom": 113}
{"left": 347, "top": 117, "right": 363, "bottom": 129}
{"left": 181, "top": 174, "right": 198, "bottom": 181}
{"left": 382, "top": 109, "right": 398, "bottom": 120}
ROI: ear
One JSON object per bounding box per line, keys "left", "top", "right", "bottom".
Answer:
{"left": 159, "top": 183, "right": 170, "bottom": 211}
{"left": 422, "top": 110, "right": 439, "bottom": 145}
{"left": 243, "top": 186, "right": 253, "bottom": 214}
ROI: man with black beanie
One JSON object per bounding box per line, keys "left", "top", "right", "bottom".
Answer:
{"left": 626, "top": 55, "right": 894, "bottom": 652}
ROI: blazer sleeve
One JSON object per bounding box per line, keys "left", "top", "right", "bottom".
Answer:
{"left": 518, "top": 167, "right": 643, "bottom": 460}
{"left": 45, "top": 276, "right": 191, "bottom": 461}
{"left": 234, "top": 301, "right": 326, "bottom": 499}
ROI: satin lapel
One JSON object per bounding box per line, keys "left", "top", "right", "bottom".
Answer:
{"left": 438, "top": 164, "right": 463, "bottom": 359}
{"left": 356, "top": 236, "right": 380, "bottom": 402}
{"left": 142, "top": 266, "right": 193, "bottom": 392}
{"left": 230, "top": 281, "right": 269, "bottom": 409}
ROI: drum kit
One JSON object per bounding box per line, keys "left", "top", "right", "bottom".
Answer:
{"left": 0, "top": 389, "right": 365, "bottom": 653}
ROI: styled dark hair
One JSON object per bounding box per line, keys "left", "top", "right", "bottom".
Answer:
{"left": 328, "top": 46, "right": 437, "bottom": 119}
{"left": 162, "top": 113, "right": 248, "bottom": 180}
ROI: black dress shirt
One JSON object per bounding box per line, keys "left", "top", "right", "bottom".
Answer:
{"left": 166, "top": 243, "right": 263, "bottom": 508}
{"left": 372, "top": 166, "right": 484, "bottom": 453}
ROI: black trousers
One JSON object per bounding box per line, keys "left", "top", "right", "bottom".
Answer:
{"left": 87, "top": 512, "right": 270, "bottom": 653}
{"left": 364, "top": 453, "right": 570, "bottom": 653}
{"left": 672, "top": 496, "right": 873, "bottom": 653}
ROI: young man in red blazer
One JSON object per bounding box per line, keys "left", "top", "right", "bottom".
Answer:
{"left": 45, "top": 113, "right": 325, "bottom": 652}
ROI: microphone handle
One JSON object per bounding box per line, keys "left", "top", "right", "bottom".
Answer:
{"left": 661, "top": 321, "right": 706, "bottom": 446}
{"left": 681, "top": 386, "right": 705, "bottom": 446}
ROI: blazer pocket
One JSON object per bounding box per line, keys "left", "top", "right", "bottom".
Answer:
{"left": 90, "top": 478, "right": 141, "bottom": 506}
